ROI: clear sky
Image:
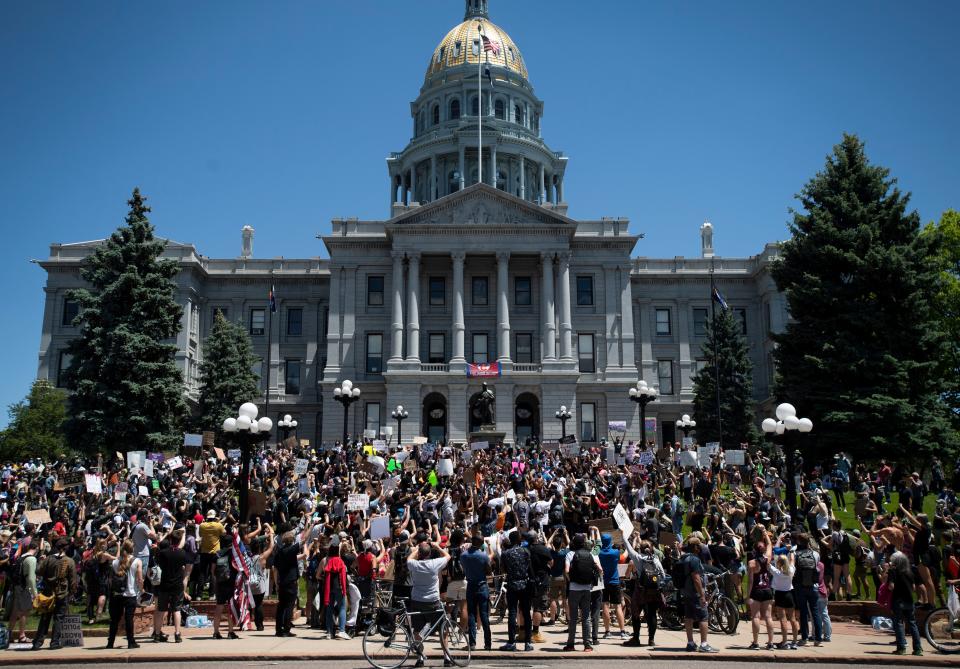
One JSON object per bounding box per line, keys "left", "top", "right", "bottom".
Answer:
{"left": 1, "top": 0, "right": 958, "bottom": 425}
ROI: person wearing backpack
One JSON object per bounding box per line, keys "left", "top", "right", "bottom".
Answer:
{"left": 105, "top": 539, "right": 142, "bottom": 650}
{"left": 622, "top": 538, "right": 665, "bottom": 647}
{"left": 680, "top": 536, "right": 718, "bottom": 653}
{"left": 499, "top": 530, "right": 534, "bottom": 651}
{"left": 31, "top": 537, "right": 77, "bottom": 651}
{"left": 562, "top": 533, "right": 601, "bottom": 652}
{"left": 9, "top": 541, "right": 37, "bottom": 645}
{"left": 829, "top": 520, "right": 852, "bottom": 601}
{"left": 792, "top": 533, "right": 823, "bottom": 646}
{"left": 211, "top": 529, "right": 240, "bottom": 641}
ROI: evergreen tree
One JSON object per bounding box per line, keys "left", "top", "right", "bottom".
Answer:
{"left": 691, "top": 307, "right": 759, "bottom": 447}
{"left": 196, "top": 310, "right": 260, "bottom": 432}
{"left": 64, "top": 188, "right": 187, "bottom": 453}
{"left": 772, "top": 135, "right": 955, "bottom": 463}
{"left": 0, "top": 380, "right": 69, "bottom": 461}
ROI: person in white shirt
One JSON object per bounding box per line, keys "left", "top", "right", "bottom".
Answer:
{"left": 768, "top": 549, "right": 799, "bottom": 649}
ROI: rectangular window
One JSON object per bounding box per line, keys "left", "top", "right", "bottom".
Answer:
{"left": 429, "top": 277, "right": 445, "bottom": 306}
{"left": 735, "top": 307, "right": 748, "bottom": 335}
{"left": 472, "top": 39, "right": 480, "bottom": 56}
{"left": 578, "top": 333, "right": 595, "bottom": 373}
{"left": 658, "top": 359, "right": 674, "bottom": 395}
{"left": 515, "top": 276, "right": 532, "bottom": 306}
{"left": 367, "top": 276, "right": 384, "bottom": 306}
{"left": 62, "top": 299, "right": 79, "bottom": 326}
{"left": 453, "top": 41, "right": 462, "bottom": 58}
{"left": 284, "top": 359, "right": 301, "bottom": 395}
{"left": 472, "top": 277, "right": 488, "bottom": 306}
{"left": 515, "top": 333, "right": 532, "bottom": 364}
{"left": 365, "top": 403, "right": 381, "bottom": 435}
{"left": 57, "top": 351, "right": 73, "bottom": 388}
{"left": 429, "top": 333, "right": 445, "bottom": 364}
{"left": 576, "top": 276, "right": 594, "bottom": 306}
{"left": 655, "top": 308, "right": 671, "bottom": 335}
{"left": 366, "top": 333, "right": 383, "bottom": 374}
{"left": 287, "top": 307, "right": 303, "bottom": 336}
{"left": 472, "top": 333, "right": 489, "bottom": 364}
{"left": 249, "top": 309, "right": 266, "bottom": 336}
{"left": 693, "top": 308, "right": 708, "bottom": 337}
{"left": 580, "top": 403, "right": 596, "bottom": 443}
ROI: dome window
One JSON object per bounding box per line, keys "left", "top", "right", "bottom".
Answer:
{"left": 436, "top": 47, "right": 445, "bottom": 64}
{"left": 450, "top": 98, "right": 461, "bottom": 120}
{"left": 508, "top": 47, "right": 515, "bottom": 62}
{"left": 432, "top": 104, "right": 440, "bottom": 126}
{"left": 454, "top": 41, "right": 462, "bottom": 58}
{"left": 494, "top": 99, "right": 505, "bottom": 120}
{"left": 472, "top": 39, "right": 480, "bottom": 56}
{"left": 514, "top": 104, "right": 525, "bottom": 126}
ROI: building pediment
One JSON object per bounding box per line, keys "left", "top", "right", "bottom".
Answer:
{"left": 387, "top": 183, "right": 574, "bottom": 229}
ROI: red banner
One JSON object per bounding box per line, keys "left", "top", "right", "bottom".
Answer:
{"left": 467, "top": 362, "right": 501, "bottom": 378}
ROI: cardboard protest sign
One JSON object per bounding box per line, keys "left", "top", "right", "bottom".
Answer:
{"left": 370, "top": 515, "right": 391, "bottom": 541}
{"left": 213, "top": 447, "right": 226, "bottom": 461}
{"left": 25, "top": 508, "right": 52, "bottom": 525}
{"left": 638, "top": 450, "right": 654, "bottom": 466}
{"left": 294, "top": 459, "right": 309, "bottom": 476}
{"left": 347, "top": 493, "right": 369, "bottom": 511}
{"left": 594, "top": 517, "right": 615, "bottom": 533}
{"left": 183, "top": 433, "right": 203, "bottom": 447}
{"left": 725, "top": 450, "right": 746, "bottom": 466}
{"left": 62, "top": 471, "right": 85, "bottom": 488}
{"left": 659, "top": 530, "right": 679, "bottom": 549}
{"left": 166, "top": 456, "right": 183, "bottom": 470}
{"left": 85, "top": 474, "right": 102, "bottom": 494}
{"left": 247, "top": 490, "right": 267, "bottom": 519}
{"left": 201, "top": 431, "right": 215, "bottom": 446}
{"left": 404, "top": 459, "right": 418, "bottom": 472}
{"left": 299, "top": 438, "right": 311, "bottom": 447}
{"left": 61, "top": 614, "right": 84, "bottom": 647}
{"left": 463, "top": 466, "right": 476, "bottom": 488}
{"left": 613, "top": 503, "right": 634, "bottom": 541}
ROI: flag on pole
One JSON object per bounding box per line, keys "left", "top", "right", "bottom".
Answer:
{"left": 268, "top": 285, "right": 277, "bottom": 313}
{"left": 229, "top": 532, "right": 253, "bottom": 630}
{"left": 479, "top": 32, "right": 500, "bottom": 56}
{"left": 712, "top": 286, "right": 729, "bottom": 311}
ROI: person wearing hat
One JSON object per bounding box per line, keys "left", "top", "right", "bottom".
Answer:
{"left": 197, "top": 509, "right": 225, "bottom": 599}
{"left": 31, "top": 537, "right": 77, "bottom": 651}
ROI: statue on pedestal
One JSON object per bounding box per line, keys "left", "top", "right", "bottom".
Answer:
{"left": 472, "top": 382, "right": 496, "bottom": 427}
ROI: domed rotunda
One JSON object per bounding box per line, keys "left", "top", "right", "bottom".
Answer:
{"left": 388, "top": 0, "right": 568, "bottom": 214}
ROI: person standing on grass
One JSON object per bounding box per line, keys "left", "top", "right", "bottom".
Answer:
{"left": 680, "top": 536, "right": 718, "bottom": 653}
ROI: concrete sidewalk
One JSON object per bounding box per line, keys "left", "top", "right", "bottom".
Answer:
{"left": 4, "top": 619, "right": 951, "bottom": 665}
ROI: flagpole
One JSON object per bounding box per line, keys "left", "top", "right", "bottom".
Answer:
{"left": 477, "top": 23, "right": 482, "bottom": 187}
{"left": 265, "top": 286, "right": 273, "bottom": 435}
{"left": 710, "top": 259, "right": 723, "bottom": 449}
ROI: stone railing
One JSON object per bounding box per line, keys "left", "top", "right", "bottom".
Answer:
{"left": 420, "top": 363, "right": 449, "bottom": 373}
{"left": 512, "top": 363, "right": 541, "bottom": 373}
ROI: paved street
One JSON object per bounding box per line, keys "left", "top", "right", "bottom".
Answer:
{"left": 4, "top": 619, "right": 952, "bottom": 666}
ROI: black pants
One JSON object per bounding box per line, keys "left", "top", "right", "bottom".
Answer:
{"left": 252, "top": 592, "right": 265, "bottom": 630}
{"left": 33, "top": 597, "right": 68, "bottom": 648}
{"left": 276, "top": 586, "right": 297, "bottom": 635}
{"left": 107, "top": 595, "right": 137, "bottom": 647}
{"left": 506, "top": 588, "right": 532, "bottom": 645}
{"left": 197, "top": 553, "right": 216, "bottom": 599}
{"left": 631, "top": 591, "right": 659, "bottom": 643}
{"left": 85, "top": 575, "right": 102, "bottom": 620}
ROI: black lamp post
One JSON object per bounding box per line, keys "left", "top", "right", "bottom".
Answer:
{"left": 628, "top": 379, "right": 659, "bottom": 448}
{"left": 222, "top": 402, "right": 272, "bottom": 522}
{"left": 555, "top": 405, "right": 572, "bottom": 440}
{"left": 333, "top": 379, "right": 361, "bottom": 444}
{"left": 391, "top": 405, "right": 409, "bottom": 444}
{"left": 761, "top": 404, "right": 813, "bottom": 523}
{"left": 676, "top": 415, "right": 697, "bottom": 442}
{"left": 278, "top": 414, "right": 298, "bottom": 448}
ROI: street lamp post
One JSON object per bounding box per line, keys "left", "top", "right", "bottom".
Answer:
{"left": 391, "top": 405, "right": 409, "bottom": 445}
{"left": 277, "top": 414, "right": 298, "bottom": 448}
{"left": 222, "top": 402, "right": 272, "bottom": 522}
{"left": 676, "top": 415, "right": 697, "bottom": 442}
{"left": 333, "top": 380, "right": 361, "bottom": 444}
{"left": 761, "top": 403, "right": 813, "bottom": 523}
{"left": 628, "top": 380, "right": 659, "bottom": 448}
{"left": 555, "top": 405, "right": 572, "bottom": 440}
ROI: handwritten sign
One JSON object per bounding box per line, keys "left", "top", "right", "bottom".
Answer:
{"left": 183, "top": 433, "right": 203, "bottom": 447}
{"left": 363, "top": 429, "right": 377, "bottom": 440}
{"left": 25, "top": 508, "right": 52, "bottom": 525}
{"left": 679, "top": 450, "right": 698, "bottom": 468}
{"left": 227, "top": 449, "right": 241, "bottom": 460}
{"left": 372, "top": 439, "right": 388, "bottom": 452}
{"left": 613, "top": 503, "right": 634, "bottom": 541}
{"left": 202, "top": 431, "right": 215, "bottom": 446}
{"left": 138, "top": 485, "right": 149, "bottom": 497}
{"left": 638, "top": 450, "right": 654, "bottom": 466}
{"left": 85, "top": 474, "right": 102, "bottom": 494}
{"left": 61, "top": 614, "right": 84, "bottom": 647}
{"left": 470, "top": 441, "right": 489, "bottom": 451}
{"left": 294, "top": 459, "right": 309, "bottom": 476}
{"left": 559, "top": 434, "right": 577, "bottom": 445}
{"left": 347, "top": 493, "right": 369, "bottom": 511}
{"left": 127, "top": 451, "right": 146, "bottom": 470}
{"left": 213, "top": 447, "right": 226, "bottom": 461}
{"left": 166, "top": 456, "right": 183, "bottom": 470}
{"left": 61, "top": 471, "right": 85, "bottom": 488}
{"left": 725, "top": 450, "right": 746, "bottom": 466}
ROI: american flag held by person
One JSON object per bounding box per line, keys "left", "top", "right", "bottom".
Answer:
{"left": 229, "top": 532, "right": 253, "bottom": 630}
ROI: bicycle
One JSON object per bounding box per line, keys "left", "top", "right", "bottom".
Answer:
{"left": 363, "top": 598, "right": 471, "bottom": 669}
{"left": 923, "top": 605, "right": 960, "bottom": 654}
{"left": 705, "top": 571, "right": 739, "bottom": 635}
{"left": 487, "top": 575, "right": 507, "bottom": 623}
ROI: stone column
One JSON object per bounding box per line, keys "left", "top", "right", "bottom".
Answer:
{"left": 389, "top": 175, "right": 396, "bottom": 207}
{"left": 406, "top": 253, "right": 421, "bottom": 361}
{"left": 409, "top": 165, "right": 417, "bottom": 203}
{"left": 496, "top": 251, "right": 511, "bottom": 362}
{"left": 451, "top": 251, "right": 466, "bottom": 363}
{"left": 389, "top": 251, "right": 405, "bottom": 362}
{"left": 558, "top": 176, "right": 564, "bottom": 202}
{"left": 558, "top": 252, "right": 573, "bottom": 360}
{"left": 490, "top": 145, "right": 497, "bottom": 187}
{"left": 430, "top": 155, "right": 437, "bottom": 201}
{"left": 620, "top": 265, "right": 636, "bottom": 370}
{"left": 539, "top": 163, "right": 546, "bottom": 203}
{"left": 458, "top": 146, "right": 466, "bottom": 191}
{"left": 519, "top": 155, "right": 526, "bottom": 200}
{"left": 541, "top": 252, "right": 556, "bottom": 360}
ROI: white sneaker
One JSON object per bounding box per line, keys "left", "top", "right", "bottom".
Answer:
{"left": 336, "top": 631, "right": 351, "bottom": 640}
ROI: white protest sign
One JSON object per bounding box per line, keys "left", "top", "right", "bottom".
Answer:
{"left": 61, "top": 614, "right": 84, "bottom": 647}
{"left": 166, "top": 456, "right": 183, "bottom": 470}
{"left": 347, "top": 493, "right": 370, "bottom": 511}
{"left": 143, "top": 459, "right": 154, "bottom": 477}
{"left": 127, "top": 451, "right": 146, "bottom": 470}
{"left": 679, "top": 450, "right": 698, "bottom": 468}
{"left": 470, "top": 441, "right": 489, "bottom": 451}
{"left": 294, "top": 459, "right": 309, "bottom": 476}
{"left": 725, "top": 450, "right": 746, "bottom": 466}
{"left": 372, "top": 439, "right": 388, "bottom": 452}
{"left": 437, "top": 459, "right": 454, "bottom": 477}
{"left": 697, "top": 447, "right": 714, "bottom": 468}
{"left": 638, "top": 450, "right": 654, "bottom": 466}
{"left": 227, "top": 449, "right": 242, "bottom": 460}
{"left": 84, "top": 474, "right": 102, "bottom": 495}
{"left": 613, "top": 503, "right": 634, "bottom": 541}
{"left": 412, "top": 436, "right": 428, "bottom": 445}
{"left": 705, "top": 442, "right": 720, "bottom": 454}
{"left": 138, "top": 485, "right": 149, "bottom": 497}
{"left": 183, "top": 433, "right": 203, "bottom": 447}
{"left": 363, "top": 429, "right": 377, "bottom": 440}
{"left": 682, "top": 437, "right": 693, "bottom": 448}
{"left": 381, "top": 476, "right": 399, "bottom": 493}
{"left": 193, "top": 459, "right": 204, "bottom": 476}
{"left": 393, "top": 450, "right": 410, "bottom": 462}
{"left": 114, "top": 482, "right": 129, "bottom": 501}
{"left": 298, "top": 478, "right": 309, "bottom": 494}
{"left": 370, "top": 515, "right": 391, "bottom": 541}
{"left": 606, "top": 446, "right": 617, "bottom": 465}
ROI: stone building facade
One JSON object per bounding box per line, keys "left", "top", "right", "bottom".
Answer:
{"left": 35, "top": 0, "right": 788, "bottom": 447}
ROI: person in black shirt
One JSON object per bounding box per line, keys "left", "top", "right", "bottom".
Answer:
{"left": 273, "top": 520, "right": 315, "bottom": 637}
{"left": 153, "top": 530, "right": 187, "bottom": 643}
{"left": 526, "top": 531, "right": 553, "bottom": 644}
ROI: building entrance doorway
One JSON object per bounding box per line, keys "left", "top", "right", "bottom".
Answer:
{"left": 422, "top": 392, "right": 447, "bottom": 444}
{"left": 514, "top": 392, "right": 540, "bottom": 445}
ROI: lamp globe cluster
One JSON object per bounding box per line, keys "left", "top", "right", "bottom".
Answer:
{"left": 628, "top": 380, "right": 659, "bottom": 401}
{"left": 222, "top": 402, "right": 273, "bottom": 434}
{"left": 761, "top": 403, "right": 813, "bottom": 436}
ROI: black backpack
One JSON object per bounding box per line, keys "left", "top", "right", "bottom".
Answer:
{"left": 449, "top": 547, "right": 465, "bottom": 581}
{"left": 796, "top": 549, "right": 818, "bottom": 588}
{"left": 639, "top": 557, "right": 662, "bottom": 591}
{"left": 569, "top": 549, "right": 598, "bottom": 585}
{"left": 549, "top": 505, "right": 563, "bottom": 526}
{"left": 110, "top": 560, "right": 128, "bottom": 595}
{"left": 671, "top": 556, "right": 689, "bottom": 592}
{"left": 502, "top": 546, "right": 531, "bottom": 591}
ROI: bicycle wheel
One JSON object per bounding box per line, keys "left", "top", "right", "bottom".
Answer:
{"left": 718, "top": 596, "right": 740, "bottom": 635}
{"left": 363, "top": 618, "right": 414, "bottom": 669}
{"left": 440, "top": 619, "right": 472, "bottom": 667}
{"left": 924, "top": 607, "right": 960, "bottom": 654}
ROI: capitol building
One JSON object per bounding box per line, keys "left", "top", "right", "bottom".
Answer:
{"left": 36, "top": 0, "right": 787, "bottom": 447}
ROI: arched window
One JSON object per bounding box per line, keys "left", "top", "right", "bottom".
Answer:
{"left": 449, "top": 98, "right": 461, "bottom": 120}
{"left": 514, "top": 104, "right": 525, "bottom": 126}
{"left": 494, "top": 99, "right": 505, "bottom": 120}
{"left": 432, "top": 104, "right": 440, "bottom": 126}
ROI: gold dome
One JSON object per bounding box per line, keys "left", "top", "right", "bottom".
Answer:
{"left": 426, "top": 18, "right": 528, "bottom": 81}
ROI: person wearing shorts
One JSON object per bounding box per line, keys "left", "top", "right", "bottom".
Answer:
{"left": 747, "top": 540, "right": 776, "bottom": 649}
{"left": 153, "top": 532, "right": 187, "bottom": 643}
{"left": 769, "top": 551, "right": 799, "bottom": 649}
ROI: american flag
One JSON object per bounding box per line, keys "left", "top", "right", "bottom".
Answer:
{"left": 229, "top": 532, "right": 253, "bottom": 630}
{"left": 479, "top": 31, "right": 500, "bottom": 57}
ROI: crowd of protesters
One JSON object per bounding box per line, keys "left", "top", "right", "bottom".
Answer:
{"left": 0, "top": 434, "right": 958, "bottom": 658}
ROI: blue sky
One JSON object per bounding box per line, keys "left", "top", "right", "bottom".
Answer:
{"left": 1, "top": 0, "right": 958, "bottom": 424}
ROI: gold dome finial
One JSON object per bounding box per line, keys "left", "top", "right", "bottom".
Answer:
{"left": 465, "top": 0, "right": 489, "bottom": 20}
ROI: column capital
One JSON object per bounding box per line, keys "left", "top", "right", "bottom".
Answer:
{"left": 540, "top": 251, "right": 555, "bottom": 264}
{"left": 557, "top": 251, "right": 572, "bottom": 267}
{"left": 391, "top": 250, "right": 405, "bottom": 261}
{"left": 451, "top": 250, "right": 466, "bottom": 263}
{"left": 407, "top": 251, "right": 421, "bottom": 263}
{"left": 496, "top": 250, "right": 511, "bottom": 263}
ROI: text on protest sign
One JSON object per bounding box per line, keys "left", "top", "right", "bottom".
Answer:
{"left": 347, "top": 493, "right": 370, "bottom": 511}
{"left": 725, "top": 449, "right": 746, "bottom": 466}
{"left": 613, "top": 503, "right": 634, "bottom": 541}
{"left": 294, "top": 459, "right": 310, "bottom": 476}
{"left": 183, "top": 433, "right": 203, "bottom": 447}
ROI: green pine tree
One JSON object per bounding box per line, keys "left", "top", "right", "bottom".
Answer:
{"left": 772, "top": 134, "right": 956, "bottom": 463}
{"left": 64, "top": 188, "right": 187, "bottom": 454}
{"left": 196, "top": 310, "right": 261, "bottom": 432}
{"left": 0, "top": 380, "right": 69, "bottom": 461}
{"left": 691, "top": 307, "right": 759, "bottom": 447}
